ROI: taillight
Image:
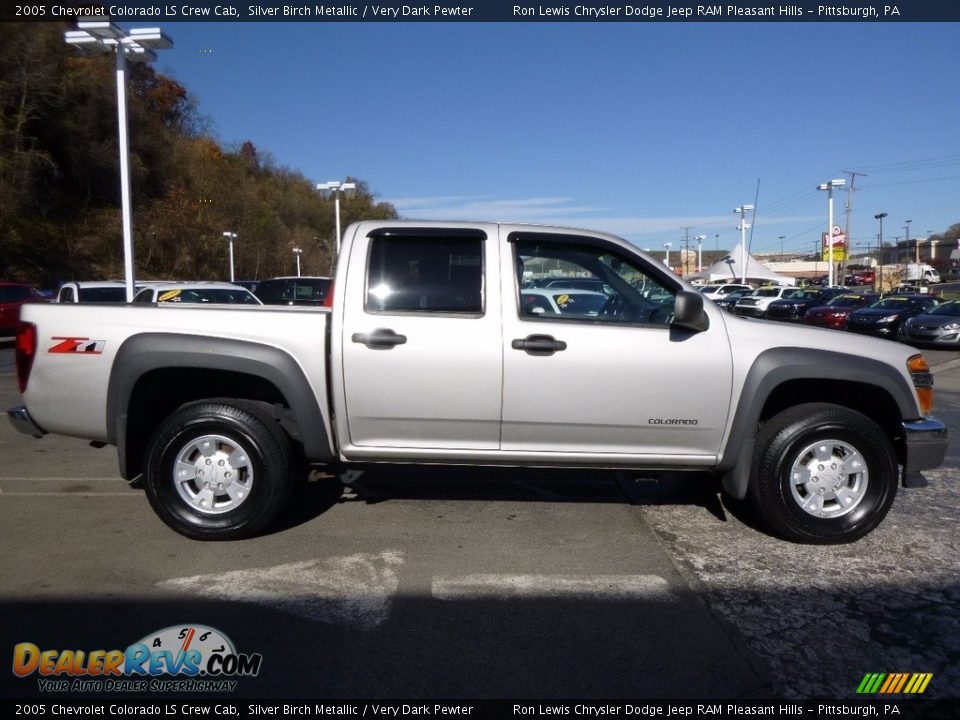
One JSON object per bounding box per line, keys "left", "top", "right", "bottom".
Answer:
{"left": 322, "top": 280, "right": 335, "bottom": 308}
{"left": 907, "top": 354, "right": 934, "bottom": 416}
{"left": 15, "top": 321, "right": 37, "bottom": 394}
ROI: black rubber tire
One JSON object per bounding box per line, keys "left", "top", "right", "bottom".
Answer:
{"left": 144, "top": 401, "right": 293, "bottom": 540}
{"left": 748, "top": 403, "right": 898, "bottom": 544}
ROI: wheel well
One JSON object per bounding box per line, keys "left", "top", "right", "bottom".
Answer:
{"left": 759, "top": 379, "right": 904, "bottom": 458}
{"left": 124, "top": 368, "right": 295, "bottom": 480}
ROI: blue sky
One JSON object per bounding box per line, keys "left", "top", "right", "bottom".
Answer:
{"left": 152, "top": 21, "right": 960, "bottom": 256}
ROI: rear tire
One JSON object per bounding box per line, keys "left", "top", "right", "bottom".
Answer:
{"left": 144, "top": 401, "right": 293, "bottom": 540}
{"left": 748, "top": 403, "right": 898, "bottom": 544}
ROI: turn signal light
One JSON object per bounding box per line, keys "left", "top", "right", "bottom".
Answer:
{"left": 907, "top": 354, "right": 934, "bottom": 416}
{"left": 322, "top": 281, "right": 335, "bottom": 308}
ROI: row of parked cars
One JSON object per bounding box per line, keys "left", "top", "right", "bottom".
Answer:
{"left": 700, "top": 282, "right": 960, "bottom": 348}
{"left": 0, "top": 276, "right": 334, "bottom": 336}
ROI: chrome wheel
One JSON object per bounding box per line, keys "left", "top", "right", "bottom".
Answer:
{"left": 173, "top": 434, "right": 254, "bottom": 515}
{"left": 788, "top": 439, "right": 868, "bottom": 519}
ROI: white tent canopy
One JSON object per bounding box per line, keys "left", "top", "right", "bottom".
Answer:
{"left": 689, "top": 243, "right": 795, "bottom": 286}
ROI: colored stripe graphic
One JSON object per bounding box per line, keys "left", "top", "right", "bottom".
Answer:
{"left": 857, "top": 673, "right": 932, "bottom": 694}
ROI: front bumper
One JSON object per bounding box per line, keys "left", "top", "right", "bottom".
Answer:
{"left": 7, "top": 405, "right": 46, "bottom": 439}
{"left": 902, "top": 417, "right": 948, "bottom": 474}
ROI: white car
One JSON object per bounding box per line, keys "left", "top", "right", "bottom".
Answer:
{"left": 698, "top": 283, "right": 753, "bottom": 300}
{"left": 734, "top": 286, "right": 800, "bottom": 318}
{"left": 57, "top": 281, "right": 132, "bottom": 304}
{"left": 132, "top": 282, "right": 262, "bottom": 305}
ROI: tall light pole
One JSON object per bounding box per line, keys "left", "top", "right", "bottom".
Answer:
{"left": 64, "top": 19, "right": 172, "bottom": 302}
{"left": 695, "top": 235, "right": 705, "bottom": 272}
{"left": 778, "top": 236, "right": 786, "bottom": 262}
{"left": 316, "top": 180, "right": 356, "bottom": 254}
{"left": 817, "top": 179, "right": 846, "bottom": 287}
{"left": 874, "top": 212, "right": 887, "bottom": 292}
{"left": 664, "top": 242, "right": 672, "bottom": 269}
{"left": 906, "top": 220, "right": 916, "bottom": 264}
{"left": 292, "top": 246, "right": 302, "bottom": 277}
{"left": 733, "top": 205, "right": 754, "bottom": 284}
{"left": 222, "top": 232, "right": 236, "bottom": 282}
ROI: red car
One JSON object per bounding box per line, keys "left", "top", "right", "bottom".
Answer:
{"left": 802, "top": 293, "right": 880, "bottom": 330}
{"left": 0, "top": 282, "right": 46, "bottom": 336}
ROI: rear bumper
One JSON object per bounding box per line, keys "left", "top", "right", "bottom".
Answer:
{"left": 902, "top": 417, "right": 948, "bottom": 473}
{"left": 7, "top": 405, "right": 46, "bottom": 438}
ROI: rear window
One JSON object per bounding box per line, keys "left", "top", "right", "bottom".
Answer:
{"left": 366, "top": 234, "right": 484, "bottom": 314}
{"left": 256, "top": 278, "right": 331, "bottom": 304}
{"left": 77, "top": 287, "right": 128, "bottom": 303}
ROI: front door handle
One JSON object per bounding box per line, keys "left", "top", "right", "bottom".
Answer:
{"left": 511, "top": 334, "right": 567, "bottom": 356}
{"left": 352, "top": 328, "right": 407, "bottom": 349}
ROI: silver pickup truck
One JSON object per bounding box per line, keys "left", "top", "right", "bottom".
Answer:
{"left": 7, "top": 221, "right": 949, "bottom": 543}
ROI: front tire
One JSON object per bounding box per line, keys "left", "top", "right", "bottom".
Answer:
{"left": 144, "top": 401, "right": 293, "bottom": 540}
{"left": 748, "top": 403, "right": 898, "bottom": 544}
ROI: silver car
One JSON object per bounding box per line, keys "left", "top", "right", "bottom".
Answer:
{"left": 900, "top": 300, "right": 960, "bottom": 347}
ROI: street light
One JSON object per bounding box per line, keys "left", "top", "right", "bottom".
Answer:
{"left": 222, "top": 231, "right": 237, "bottom": 282}
{"left": 816, "top": 179, "right": 846, "bottom": 287}
{"left": 874, "top": 212, "right": 887, "bottom": 291}
{"left": 695, "top": 235, "right": 706, "bottom": 272}
{"left": 316, "top": 180, "right": 356, "bottom": 254}
{"left": 64, "top": 18, "right": 172, "bottom": 302}
{"left": 292, "top": 246, "right": 302, "bottom": 277}
{"left": 733, "top": 205, "right": 754, "bottom": 284}
{"left": 663, "top": 242, "right": 672, "bottom": 269}
{"left": 778, "top": 236, "right": 786, "bottom": 263}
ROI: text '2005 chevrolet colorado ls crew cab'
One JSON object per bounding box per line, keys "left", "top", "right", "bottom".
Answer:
{"left": 8, "top": 221, "right": 949, "bottom": 543}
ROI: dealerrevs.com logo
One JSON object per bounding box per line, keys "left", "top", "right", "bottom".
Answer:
{"left": 12, "top": 625, "right": 262, "bottom": 693}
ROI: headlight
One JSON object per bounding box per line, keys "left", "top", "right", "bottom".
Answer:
{"left": 877, "top": 314, "right": 899, "bottom": 323}
{"left": 942, "top": 322, "right": 960, "bottom": 332}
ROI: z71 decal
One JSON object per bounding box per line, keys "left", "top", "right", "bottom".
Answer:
{"left": 49, "top": 337, "right": 106, "bottom": 354}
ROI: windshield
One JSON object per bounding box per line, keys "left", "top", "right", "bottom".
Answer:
{"left": 827, "top": 295, "right": 866, "bottom": 307}
{"left": 756, "top": 288, "right": 782, "bottom": 297}
{"left": 870, "top": 297, "right": 911, "bottom": 309}
{"left": 158, "top": 288, "right": 260, "bottom": 304}
{"left": 0, "top": 286, "right": 31, "bottom": 302}
{"left": 929, "top": 301, "right": 960, "bottom": 316}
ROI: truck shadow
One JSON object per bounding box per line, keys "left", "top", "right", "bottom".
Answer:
{"left": 273, "top": 466, "right": 735, "bottom": 535}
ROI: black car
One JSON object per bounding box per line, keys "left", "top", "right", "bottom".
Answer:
{"left": 254, "top": 276, "right": 332, "bottom": 306}
{"left": 766, "top": 287, "right": 848, "bottom": 322}
{"left": 845, "top": 295, "right": 939, "bottom": 339}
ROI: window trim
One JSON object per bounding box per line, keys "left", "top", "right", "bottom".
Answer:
{"left": 362, "top": 229, "right": 487, "bottom": 318}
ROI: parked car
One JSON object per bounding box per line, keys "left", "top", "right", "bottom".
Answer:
{"left": 254, "top": 276, "right": 331, "bottom": 306}
{"left": 846, "top": 295, "right": 940, "bottom": 340}
{"left": 803, "top": 293, "right": 880, "bottom": 330}
{"left": 713, "top": 288, "right": 754, "bottom": 313}
{"left": 0, "top": 282, "right": 46, "bottom": 335}
{"left": 900, "top": 300, "right": 960, "bottom": 347}
{"left": 133, "top": 282, "right": 262, "bottom": 305}
{"left": 520, "top": 287, "right": 610, "bottom": 317}
{"left": 853, "top": 270, "right": 876, "bottom": 286}
{"left": 57, "top": 281, "right": 133, "bottom": 304}
{"left": 698, "top": 283, "right": 753, "bottom": 299}
{"left": 766, "top": 287, "right": 848, "bottom": 322}
{"left": 733, "top": 286, "right": 800, "bottom": 318}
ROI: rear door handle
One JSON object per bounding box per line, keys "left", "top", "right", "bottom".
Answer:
{"left": 352, "top": 328, "right": 407, "bottom": 349}
{"left": 511, "top": 334, "right": 567, "bottom": 356}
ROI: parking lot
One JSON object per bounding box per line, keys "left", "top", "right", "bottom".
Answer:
{"left": 1, "top": 341, "right": 959, "bottom": 701}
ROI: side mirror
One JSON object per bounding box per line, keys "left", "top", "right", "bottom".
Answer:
{"left": 672, "top": 290, "right": 709, "bottom": 332}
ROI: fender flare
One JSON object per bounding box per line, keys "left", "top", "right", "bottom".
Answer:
{"left": 718, "top": 347, "right": 917, "bottom": 499}
{"left": 106, "top": 333, "right": 335, "bottom": 477}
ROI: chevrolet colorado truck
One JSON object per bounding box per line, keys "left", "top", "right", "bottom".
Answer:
{"left": 7, "top": 221, "right": 949, "bottom": 543}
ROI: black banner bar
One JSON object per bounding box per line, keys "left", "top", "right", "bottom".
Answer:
{"left": 3, "top": 700, "right": 960, "bottom": 720}
{"left": 3, "top": 0, "right": 960, "bottom": 22}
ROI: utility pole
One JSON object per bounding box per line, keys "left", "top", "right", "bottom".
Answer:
{"left": 841, "top": 170, "right": 866, "bottom": 285}
{"left": 682, "top": 227, "right": 692, "bottom": 277}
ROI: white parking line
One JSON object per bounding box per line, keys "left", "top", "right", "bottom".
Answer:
{"left": 158, "top": 552, "right": 405, "bottom": 630}
{"left": 0, "top": 477, "right": 122, "bottom": 482}
{"left": 431, "top": 574, "right": 671, "bottom": 600}
{"left": 0, "top": 492, "right": 138, "bottom": 497}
